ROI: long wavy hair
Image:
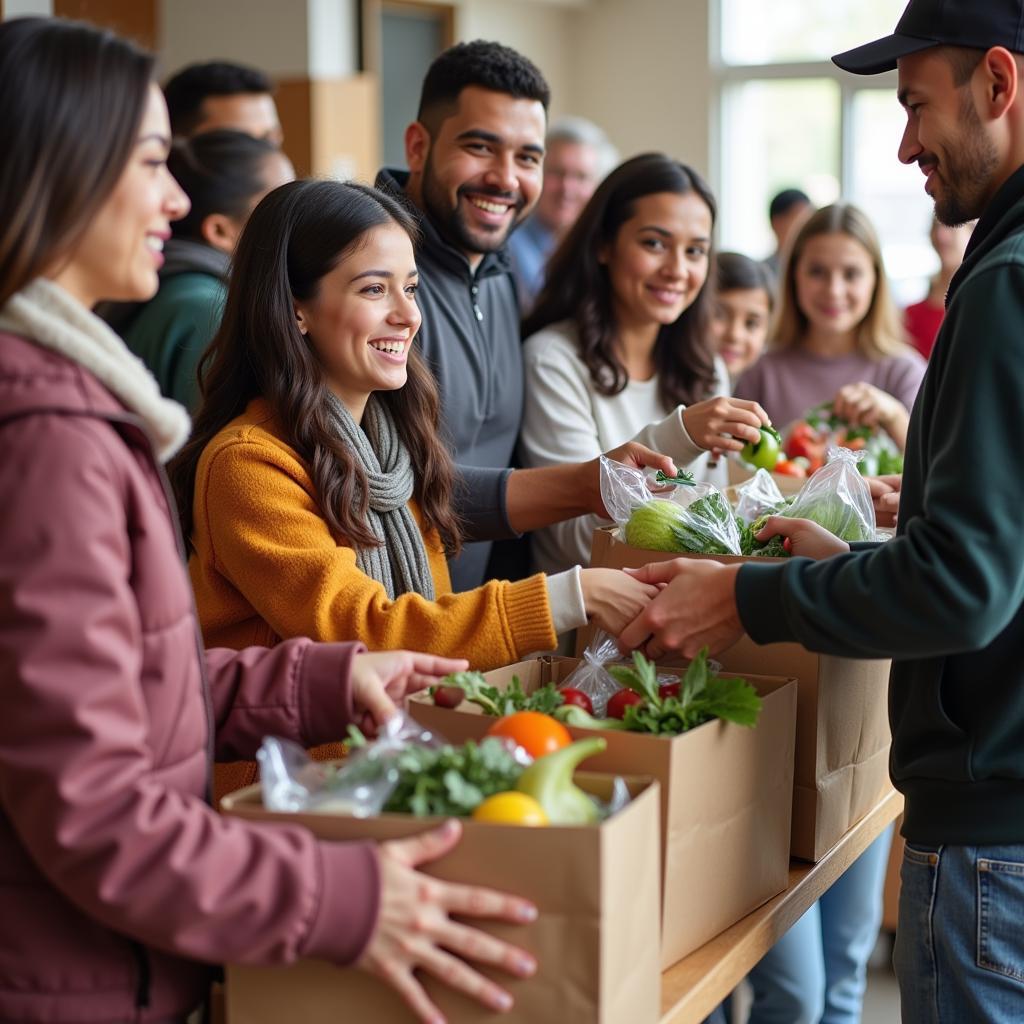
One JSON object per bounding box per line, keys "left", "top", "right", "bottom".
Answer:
{"left": 771, "top": 202, "right": 909, "bottom": 358}
{"left": 0, "top": 18, "right": 154, "bottom": 307}
{"left": 523, "top": 152, "right": 719, "bottom": 408}
{"left": 169, "top": 179, "right": 461, "bottom": 555}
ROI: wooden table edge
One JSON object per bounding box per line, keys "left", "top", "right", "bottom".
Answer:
{"left": 658, "top": 788, "right": 904, "bottom": 1023}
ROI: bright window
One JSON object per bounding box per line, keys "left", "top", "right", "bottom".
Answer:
{"left": 720, "top": 0, "right": 900, "bottom": 66}
{"left": 714, "top": 0, "right": 936, "bottom": 306}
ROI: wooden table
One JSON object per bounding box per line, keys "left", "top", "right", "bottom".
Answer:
{"left": 659, "top": 788, "right": 903, "bottom": 1024}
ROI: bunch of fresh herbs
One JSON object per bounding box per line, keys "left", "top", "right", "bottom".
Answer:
{"left": 609, "top": 649, "right": 762, "bottom": 735}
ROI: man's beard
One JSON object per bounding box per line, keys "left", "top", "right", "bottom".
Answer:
{"left": 933, "top": 97, "right": 1000, "bottom": 226}
{"left": 420, "top": 151, "right": 523, "bottom": 256}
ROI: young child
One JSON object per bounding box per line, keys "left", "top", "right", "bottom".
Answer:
{"left": 735, "top": 202, "right": 925, "bottom": 450}
{"left": 711, "top": 250, "right": 774, "bottom": 381}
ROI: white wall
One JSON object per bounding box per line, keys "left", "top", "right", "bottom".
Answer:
{"left": 456, "top": 0, "right": 578, "bottom": 121}
{"left": 159, "top": 0, "right": 311, "bottom": 78}
{"left": 451, "top": 0, "right": 712, "bottom": 177}
{"left": 157, "top": 0, "right": 714, "bottom": 178}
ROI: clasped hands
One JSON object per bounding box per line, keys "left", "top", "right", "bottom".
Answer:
{"left": 599, "top": 517, "right": 850, "bottom": 661}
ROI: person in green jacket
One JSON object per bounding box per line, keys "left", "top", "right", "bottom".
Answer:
{"left": 619, "top": 2, "right": 1024, "bottom": 1021}
{"left": 123, "top": 129, "right": 293, "bottom": 410}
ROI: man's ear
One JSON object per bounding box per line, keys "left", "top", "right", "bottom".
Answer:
{"left": 200, "top": 213, "right": 241, "bottom": 255}
{"left": 405, "top": 121, "right": 431, "bottom": 174}
{"left": 981, "top": 45, "right": 1018, "bottom": 118}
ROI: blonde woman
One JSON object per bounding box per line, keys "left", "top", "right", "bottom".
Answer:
{"left": 735, "top": 202, "right": 925, "bottom": 448}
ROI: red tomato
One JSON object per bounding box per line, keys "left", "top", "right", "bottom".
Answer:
{"left": 486, "top": 711, "right": 571, "bottom": 759}
{"left": 558, "top": 687, "right": 594, "bottom": 716}
{"left": 432, "top": 685, "right": 465, "bottom": 709}
{"left": 785, "top": 434, "right": 824, "bottom": 461}
{"left": 658, "top": 681, "right": 681, "bottom": 700}
{"left": 774, "top": 459, "right": 808, "bottom": 478}
{"left": 607, "top": 689, "right": 645, "bottom": 720}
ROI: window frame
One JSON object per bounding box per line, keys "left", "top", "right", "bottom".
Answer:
{"left": 708, "top": 0, "right": 900, "bottom": 253}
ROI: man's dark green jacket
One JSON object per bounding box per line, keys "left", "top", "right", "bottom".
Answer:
{"left": 737, "top": 165, "right": 1024, "bottom": 844}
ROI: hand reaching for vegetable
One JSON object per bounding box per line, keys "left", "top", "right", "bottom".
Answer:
{"left": 680, "top": 396, "right": 771, "bottom": 453}
{"left": 359, "top": 819, "right": 537, "bottom": 1023}
{"left": 832, "top": 382, "right": 910, "bottom": 449}
{"left": 866, "top": 473, "right": 902, "bottom": 528}
{"left": 755, "top": 516, "right": 851, "bottom": 560}
{"left": 580, "top": 567, "right": 661, "bottom": 637}
{"left": 351, "top": 651, "right": 469, "bottom": 737}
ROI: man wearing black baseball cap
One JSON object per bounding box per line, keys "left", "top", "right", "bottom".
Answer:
{"left": 619, "top": 3, "right": 1024, "bottom": 1020}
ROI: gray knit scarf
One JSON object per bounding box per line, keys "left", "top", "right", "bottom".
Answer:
{"left": 324, "top": 392, "right": 435, "bottom": 601}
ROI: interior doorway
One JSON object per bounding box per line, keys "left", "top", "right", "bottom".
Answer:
{"left": 377, "top": 1, "right": 454, "bottom": 168}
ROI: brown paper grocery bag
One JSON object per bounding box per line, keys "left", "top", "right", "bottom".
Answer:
{"left": 410, "top": 660, "right": 797, "bottom": 969}
{"left": 583, "top": 525, "right": 892, "bottom": 861}
{"left": 222, "top": 773, "right": 661, "bottom": 1024}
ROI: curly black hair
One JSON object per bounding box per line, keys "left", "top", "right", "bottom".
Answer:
{"left": 164, "top": 61, "right": 274, "bottom": 137}
{"left": 417, "top": 40, "right": 549, "bottom": 132}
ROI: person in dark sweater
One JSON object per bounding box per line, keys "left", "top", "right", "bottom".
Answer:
{"left": 376, "top": 40, "right": 548, "bottom": 591}
{"left": 619, "top": 2, "right": 1024, "bottom": 1020}
{"left": 122, "top": 130, "right": 294, "bottom": 410}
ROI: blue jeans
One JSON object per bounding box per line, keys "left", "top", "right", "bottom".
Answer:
{"left": 895, "top": 841, "right": 1024, "bottom": 1022}
{"left": 747, "top": 828, "right": 892, "bottom": 1024}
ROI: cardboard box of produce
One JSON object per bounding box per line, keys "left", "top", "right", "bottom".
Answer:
{"left": 584, "top": 525, "right": 893, "bottom": 862}
{"left": 222, "top": 773, "right": 661, "bottom": 1024}
{"left": 409, "top": 659, "right": 797, "bottom": 970}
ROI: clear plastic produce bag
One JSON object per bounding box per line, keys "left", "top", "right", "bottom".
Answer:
{"left": 779, "top": 446, "right": 876, "bottom": 543}
{"left": 599, "top": 456, "right": 742, "bottom": 555}
{"left": 558, "top": 630, "right": 630, "bottom": 717}
{"left": 559, "top": 630, "right": 704, "bottom": 717}
{"left": 733, "top": 468, "right": 787, "bottom": 525}
{"left": 257, "top": 712, "right": 445, "bottom": 815}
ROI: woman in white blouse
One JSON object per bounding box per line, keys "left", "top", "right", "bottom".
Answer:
{"left": 519, "top": 152, "right": 770, "bottom": 574}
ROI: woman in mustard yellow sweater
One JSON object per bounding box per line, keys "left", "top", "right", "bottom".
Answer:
{"left": 170, "top": 180, "right": 657, "bottom": 674}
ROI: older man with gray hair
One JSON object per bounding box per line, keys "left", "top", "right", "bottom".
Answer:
{"left": 508, "top": 116, "right": 618, "bottom": 310}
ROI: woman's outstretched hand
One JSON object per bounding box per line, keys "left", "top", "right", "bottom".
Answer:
{"left": 359, "top": 820, "right": 538, "bottom": 1023}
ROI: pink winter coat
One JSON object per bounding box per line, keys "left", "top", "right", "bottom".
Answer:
{"left": 0, "top": 332, "right": 380, "bottom": 1022}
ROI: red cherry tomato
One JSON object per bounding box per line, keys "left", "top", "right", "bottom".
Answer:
{"left": 558, "top": 687, "right": 594, "bottom": 716}
{"left": 432, "top": 685, "right": 464, "bottom": 708}
{"left": 607, "top": 688, "right": 645, "bottom": 720}
{"left": 658, "top": 681, "right": 681, "bottom": 700}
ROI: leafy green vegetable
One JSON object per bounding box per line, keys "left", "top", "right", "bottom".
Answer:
{"left": 781, "top": 491, "right": 873, "bottom": 542}
{"left": 655, "top": 468, "right": 696, "bottom": 486}
{"left": 607, "top": 649, "right": 762, "bottom": 735}
{"left": 342, "top": 732, "right": 524, "bottom": 817}
{"left": 432, "top": 671, "right": 564, "bottom": 717}
{"left": 667, "top": 491, "right": 741, "bottom": 555}
{"left": 738, "top": 515, "right": 791, "bottom": 558}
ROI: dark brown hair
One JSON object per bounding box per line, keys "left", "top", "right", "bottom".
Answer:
{"left": 169, "top": 179, "right": 461, "bottom": 555}
{"left": 0, "top": 18, "right": 154, "bottom": 307}
{"left": 417, "top": 40, "right": 549, "bottom": 134}
{"left": 523, "top": 152, "right": 719, "bottom": 408}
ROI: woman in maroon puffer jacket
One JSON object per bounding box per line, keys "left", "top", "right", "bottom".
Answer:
{"left": 0, "top": 18, "right": 537, "bottom": 1024}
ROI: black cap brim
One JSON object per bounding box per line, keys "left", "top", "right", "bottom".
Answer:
{"left": 832, "top": 32, "right": 937, "bottom": 75}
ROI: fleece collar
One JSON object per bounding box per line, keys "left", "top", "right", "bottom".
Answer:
{"left": 0, "top": 278, "right": 191, "bottom": 461}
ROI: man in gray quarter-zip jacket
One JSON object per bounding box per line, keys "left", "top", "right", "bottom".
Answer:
{"left": 375, "top": 40, "right": 549, "bottom": 591}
